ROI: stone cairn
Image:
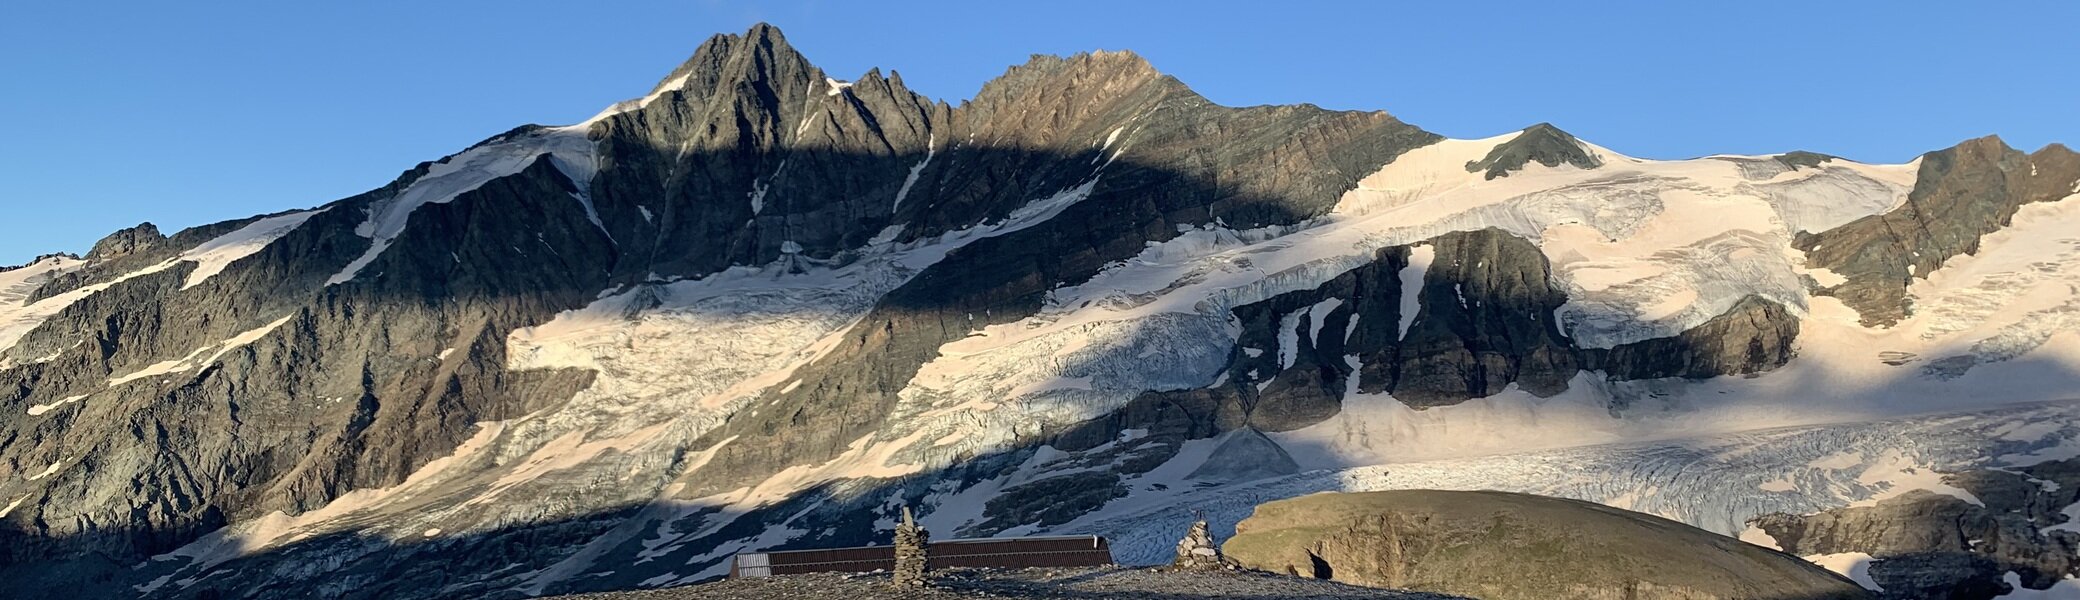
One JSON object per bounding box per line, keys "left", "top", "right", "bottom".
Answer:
{"left": 892, "top": 506, "right": 931, "bottom": 588}
{"left": 1173, "top": 516, "right": 1227, "bottom": 570}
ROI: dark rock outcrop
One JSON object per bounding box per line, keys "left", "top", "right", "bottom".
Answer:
{"left": 1112, "top": 228, "right": 1800, "bottom": 440}
{"left": 1465, "top": 123, "right": 1603, "bottom": 180}
{"left": 1585, "top": 294, "right": 1799, "bottom": 380}
{"left": 1777, "top": 150, "right": 1838, "bottom": 170}
{"left": 1796, "top": 137, "right": 2080, "bottom": 326}
{"left": 84, "top": 222, "right": 166, "bottom": 261}
{"left": 1749, "top": 459, "right": 2080, "bottom": 599}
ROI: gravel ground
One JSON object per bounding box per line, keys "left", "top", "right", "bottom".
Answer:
{"left": 548, "top": 566, "right": 1468, "bottom": 599}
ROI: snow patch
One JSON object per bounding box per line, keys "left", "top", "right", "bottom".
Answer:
{"left": 1738, "top": 525, "right": 1781, "bottom": 550}
{"left": 23, "top": 460, "right": 62, "bottom": 481}
{"left": 105, "top": 314, "right": 294, "bottom": 387}
{"left": 1305, "top": 298, "right": 1343, "bottom": 346}
{"left": 26, "top": 394, "right": 85, "bottom": 416}
{"left": 748, "top": 180, "right": 768, "bottom": 214}
{"left": 2044, "top": 501, "right": 2080, "bottom": 535}
{"left": 1805, "top": 552, "right": 1884, "bottom": 592}
{"left": 180, "top": 209, "right": 327, "bottom": 289}
{"left": 1276, "top": 308, "right": 1305, "bottom": 370}
{"left": 1999, "top": 572, "right": 2080, "bottom": 599}
{"left": 892, "top": 134, "right": 935, "bottom": 213}
{"left": 1397, "top": 244, "right": 1432, "bottom": 340}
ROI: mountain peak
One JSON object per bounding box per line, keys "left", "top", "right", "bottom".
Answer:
{"left": 646, "top": 22, "right": 819, "bottom": 99}
{"left": 961, "top": 48, "right": 1181, "bottom": 117}
{"left": 85, "top": 221, "right": 165, "bottom": 261}
{"left": 1465, "top": 122, "right": 1603, "bottom": 179}
{"left": 1949, "top": 133, "right": 2013, "bottom": 156}
{"left": 1007, "top": 49, "right": 1161, "bottom": 83}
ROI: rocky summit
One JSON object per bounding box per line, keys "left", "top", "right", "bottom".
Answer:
{"left": 3, "top": 22, "right": 2080, "bottom": 600}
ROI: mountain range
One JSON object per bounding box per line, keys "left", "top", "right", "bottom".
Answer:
{"left": 3, "top": 23, "right": 2078, "bottom": 599}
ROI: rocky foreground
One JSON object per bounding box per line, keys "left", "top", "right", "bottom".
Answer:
{"left": 549, "top": 567, "right": 1464, "bottom": 600}
{"left": 1224, "top": 490, "right": 1870, "bottom": 600}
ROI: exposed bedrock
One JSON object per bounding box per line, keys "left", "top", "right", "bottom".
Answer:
{"left": 1101, "top": 227, "right": 1800, "bottom": 441}
{"left": 1750, "top": 458, "right": 2080, "bottom": 600}
{"left": 1464, "top": 122, "right": 1604, "bottom": 180}
{"left": 1797, "top": 137, "right": 2080, "bottom": 326}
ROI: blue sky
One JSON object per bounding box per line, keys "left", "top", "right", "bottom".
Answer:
{"left": 3, "top": 1, "right": 2075, "bottom": 265}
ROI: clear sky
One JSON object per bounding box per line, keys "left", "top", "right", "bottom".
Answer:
{"left": 3, "top": 1, "right": 2075, "bottom": 265}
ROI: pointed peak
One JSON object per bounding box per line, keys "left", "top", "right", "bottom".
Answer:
{"left": 1467, "top": 122, "right": 1603, "bottom": 180}
{"left": 647, "top": 22, "right": 817, "bottom": 97}
{"left": 744, "top": 21, "right": 788, "bottom": 44}
{"left": 734, "top": 22, "right": 806, "bottom": 65}
{"left": 900, "top": 505, "right": 916, "bottom": 527}
{"left": 1520, "top": 122, "right": 1570, "bottom": 137}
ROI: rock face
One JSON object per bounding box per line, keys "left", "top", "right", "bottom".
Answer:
{"left": 1115, "top": 228, "right": 1798, "bottom": 436}
{"left": 1749, "top": 458, "right": 2080, "bottom": 599}
{"left": 0, "top": 21, "right": 2075, "bottom": 600}
{"left": 1796, "top": 137, "right": 2080, "bottom": 326}
{"left": 1584, "top": 294, "right": 1799, "bottom": 381}
{"left": 1224, "top": 490, "right": 1871, "bottom": 600}
{"left": 84, "top": 222, "right": 166, "bottom": 261}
